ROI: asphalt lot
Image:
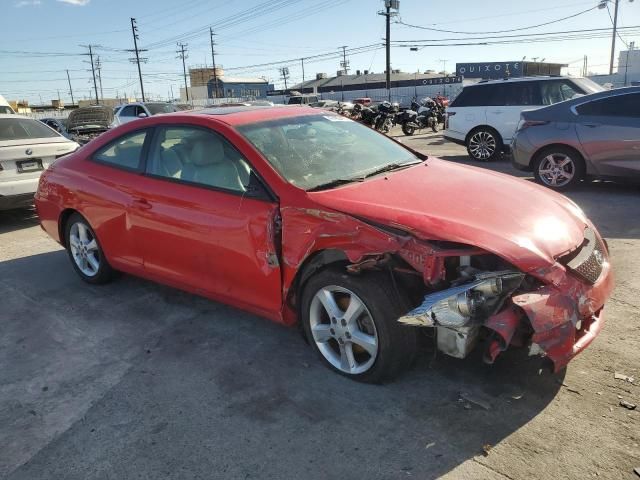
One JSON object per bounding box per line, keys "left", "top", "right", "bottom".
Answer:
{"left": 1, "top": 129, "right": 639, "bottom": 480}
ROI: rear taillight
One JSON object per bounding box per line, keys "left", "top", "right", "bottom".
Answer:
{"left": 445, "top": 111, "right": 456, "bottom": 129}
{"left": 516, "top": 119, "right": 549, "bottom": 132}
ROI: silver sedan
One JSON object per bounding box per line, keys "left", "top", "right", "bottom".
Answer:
{"left": 511, "top": 86, "right": 640, "bottom": 190}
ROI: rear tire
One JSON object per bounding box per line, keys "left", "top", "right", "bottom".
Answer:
{"left": 533, "top": 146, "right": 585, "bottom": 191}
{"left": 466, "top": 127, "right": 502, "bottom": 162}
{"left": 301, "top": 269, "right": 418, "bottom": 384}
{"left": 402, "top": 123, "right": 416, "bottom": 136}
{"left": 64, "top": 213, "right": 115, "bottom": 284}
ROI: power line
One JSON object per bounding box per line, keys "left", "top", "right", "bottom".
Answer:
{"left": 396, "top": 5, "right": 600, "bottom": 34}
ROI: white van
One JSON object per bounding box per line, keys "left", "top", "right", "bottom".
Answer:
{"left": 0, "top": 95, "right": 16, "bottom": 114}
{"left": 444, "top": 77, "right": 604, "bottom": 161}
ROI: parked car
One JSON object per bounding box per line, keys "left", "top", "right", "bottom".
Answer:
{"left": 40, "top": 118, "right": 71, "bottom": 139}
{"left": 65, "top": 105, "right": 113, "bottom": 145}
{"left": 287, "top": 95, "right": 319, "bottom": 105}
{"left": 353, "top": 97, "right": 372, "bottom": 106}
{"left": 512, "top": 86, "right": 640, "bottom": 190}
{"left": 444, "top": 77, "right": 604, "bottom": 161}
{"left": 112, "top": 102, "right": 179, "bottom": 126}
{"left": 0, "top": 114, "right": 78, "bottom": 210}
{"left": 0, "top": 94, "right": 16, "bottom": 114}
{"left": 35, "top": 106, "right": 613, "bottom": 383}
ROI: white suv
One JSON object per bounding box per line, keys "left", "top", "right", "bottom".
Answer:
{"left": 444, "top": 77, "right": 604, "bottom": 161}
{"left": 112, "top": 102, "right": 179, "bottom": 126}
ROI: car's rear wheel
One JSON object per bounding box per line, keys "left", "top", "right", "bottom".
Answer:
{"left": 467, "top": 127, "right": 501, "bottom": 161}
{"left": 301, "top": 269, "right": 417, "bottom": 383}
{"left": 533, "top": 146, "right": 585, "bottom": 191}
{"left": 65, "top": 213, "right": 114, "bottom": 284}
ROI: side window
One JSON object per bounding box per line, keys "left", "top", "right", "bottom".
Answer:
{"left": 146, "top": 126, "right": 253, "bottom": 194}
{"left": 485, "top": 84, "right": 506, "bottom": 106}
{"left": 503, "top": 82, "right": 540, "bottom": 106}
{"left": 120, "top": 106, "right": 137, "bottom": 117}
{"left": 93, "top": 130, "right": 147, "bottom": 170}
{"left": 450, "top": 86, "right": 487, "bottom": 107}
{"left": 575, "top": 93, "right": 640, "bottom": 117}
{"left": 541, "top": 80, "right": 585, "bottom": 105}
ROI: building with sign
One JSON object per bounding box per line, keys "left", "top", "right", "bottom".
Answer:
{"left": 455, "top": 61, "right": 567, "bottom": 80}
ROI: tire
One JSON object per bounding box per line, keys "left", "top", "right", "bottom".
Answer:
{"left": 301, "top": 269, "right": 418, "bottom": 384}
{"left": 402, "top": 124, "right": 416, "bottom": 136}
{"left": 466, "top": 127, "right": 502, "bottom": 162}
{"left": 64, "top": 212, "right": 115, "bottom": 284}
{"left": 533, "top": 146, "right": 585, "bottom": 191}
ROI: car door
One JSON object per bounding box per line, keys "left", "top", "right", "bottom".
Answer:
{"left": 446, "top": 85, "right": 487, "bottom": 137}
{"left": 574, "top": 91, "right": 640, "bottom": 177}
{"left": 128, "top": 124, "right": 283, "bottom": 316}
{"left": 85, "top": 128, "right": 152, "bottom": 269}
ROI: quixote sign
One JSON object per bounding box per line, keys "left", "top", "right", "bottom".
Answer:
{"left": 455, "top": 62, "right": 523, "bottom": 79}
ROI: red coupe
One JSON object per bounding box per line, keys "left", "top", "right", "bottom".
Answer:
{"left": 35, "top": 106, "right": 614, "bottom": 383}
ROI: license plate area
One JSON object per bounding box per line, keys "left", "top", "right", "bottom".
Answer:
{"left": 17, "top": 159, "right": 43, "bottom": 173}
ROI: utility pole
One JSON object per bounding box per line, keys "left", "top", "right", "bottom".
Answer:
{"left": 82, "top": 44, "right": 99, "bottom": 105}
{"left": 340, "top": 46, "right": 349, "bottom": 74}
{"left": 177, "top": 43, "right": 189, "bottom": 101}
{"left": 609, "top": 0, "right": 620, "bottom": 74}
{"left": 439, "top": 59, "right": 448, "bottom": 74}
{"left": 96, "top": 56, "right": 104, "bottom": 101}
{"left": 66, "top": 69, "right": 75, "bottom": 105}
{"left": 129, "top": 18, "right": 146, "bottom": 102}
{"left": 170, "top": 84, "right": 174, "bottom": 101}
{"left": 379, "top": 0, "right": 399, "bottom": 101}
{"left": 280, "top": 67, "right": 290, "bottom": 90}
{"left": 301, "top": 58, "right": 305, "bottom": 83}
{"left": 209, "top": 27, "right": 220, "bottom": 99}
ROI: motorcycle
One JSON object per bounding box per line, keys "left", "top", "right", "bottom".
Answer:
{"left": 353, "top": 103, "right": 377, "bottom": 126}
{"left": 399, "top": 98, "right": 439, "bottom": 135}
{"left": 373, "top": 101, "right": 397, "bottom": 133}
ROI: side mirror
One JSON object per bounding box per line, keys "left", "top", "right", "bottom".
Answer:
{"left": 245, "top": 171, "right": 271, "bottom": 200}
{"left": 138, "top": 112, "right": 148, "bottom": 118}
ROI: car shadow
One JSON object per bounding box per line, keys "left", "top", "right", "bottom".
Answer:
{"left": 0, "top": 207, "right": 39, "bottom": 234}
{"left": 2, "top": 250, "right": 563, "bottom": 480}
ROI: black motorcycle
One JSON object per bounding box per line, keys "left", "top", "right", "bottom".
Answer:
{"left": 353, "top": 103, "right": 377, "bottom": 126}
{"left": 399, "top": 99, "right": 438, "bottom": 135}
{"left": 374, "top": 101, "right": 397, "bottom": 133}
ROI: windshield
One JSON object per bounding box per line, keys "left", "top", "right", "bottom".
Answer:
{"left": 572, "top": 77, "right": 606, "bottom": 94}
{"left": 0, "top": 118, "right": 60, "bottom": 141}
{"left": 237, "top": 114, "right": 419, "bottom": 190}
{"left": 146, "top": 103, "right": 179, "bottom": 115}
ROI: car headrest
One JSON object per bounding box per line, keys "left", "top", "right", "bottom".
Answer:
{"left": 191, "top": 135, "right": 225, "bottom": 166}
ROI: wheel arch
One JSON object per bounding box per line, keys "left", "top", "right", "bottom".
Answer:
{"left": 288, "top": 249, "right": 350, "bottom": 309}
{"left": 58, "top": 208, "right": 80, "bottom": 248}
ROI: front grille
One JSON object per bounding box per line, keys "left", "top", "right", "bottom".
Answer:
{"left": 560, "top": 228, "right": 607, "bottom": 285}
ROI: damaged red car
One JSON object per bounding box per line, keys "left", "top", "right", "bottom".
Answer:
{"left": 35, "top": 106, "right": 614, "bottom": 383}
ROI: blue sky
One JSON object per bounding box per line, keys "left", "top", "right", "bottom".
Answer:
{"left": 2, "top": 0, "right": 639, "bottom": 103}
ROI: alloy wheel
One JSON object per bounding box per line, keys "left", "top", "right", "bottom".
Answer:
{"left": 468, "top": 131, "right": 497, "bottom": 160}
{"left": 69, "top": 221, "right": 100, "bottom": 277}
{"left": 309, "top": 285, "right": 378, "bottom": 375}
{"left": 537, "top": 153, "right": 575, "bottom": 187}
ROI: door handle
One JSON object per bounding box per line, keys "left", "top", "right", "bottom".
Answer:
{"left": 490, "top": 110, "right": 503, "bottom": 114}
{"left": 132, "top": 197, "right": 152, "bottom": 210}
{"left": 582, "top": 123, "right": 600, "bottom": 128}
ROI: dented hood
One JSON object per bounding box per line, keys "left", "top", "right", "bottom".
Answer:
{"left": 308, "top": 158, "right": 587, "bottom": 271}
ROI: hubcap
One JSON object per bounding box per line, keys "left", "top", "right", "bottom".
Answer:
{"left": 69, "top": 222, "right": 100, "bottom": 277}
{"left": 309, "top": 286, "right": 378, "bottom": 375}
{"left": 538, "top": 153, "right": 575, "bottom": 187}
{"left": 469, "top": 131, "right": 496, "bottom": 160}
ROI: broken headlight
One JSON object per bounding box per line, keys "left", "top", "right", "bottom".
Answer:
{"left": 398, "top": 271, "right": 524, "bottom": 328}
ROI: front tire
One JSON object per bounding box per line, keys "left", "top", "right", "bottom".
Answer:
{"left": 533, "top": 146, "right": 585, "bottom": 191}
{"left": 301, "top": 269, "right": 417, "bottom": 383}
{"left": 466, "top": 127, "right": 501, "bottom": 161}
{"left": 65, "top": 213, "right": 115, "bottom": 284}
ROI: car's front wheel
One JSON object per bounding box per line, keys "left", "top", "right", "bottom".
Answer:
{"left": 533, "top": 146, "right": 585, "bottom": 191}
{"left": 467, "top": 127, "right": 501, "bottom": 161}
{"left": 65, "top": 213, "right": 115, "bottom": 284}
{"left": 301, "top": 269, "right": 417, "bottom": 383}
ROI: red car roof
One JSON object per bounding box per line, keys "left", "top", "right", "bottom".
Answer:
{"left": 187, "top": 105, "right": 321, "bottom": 126}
